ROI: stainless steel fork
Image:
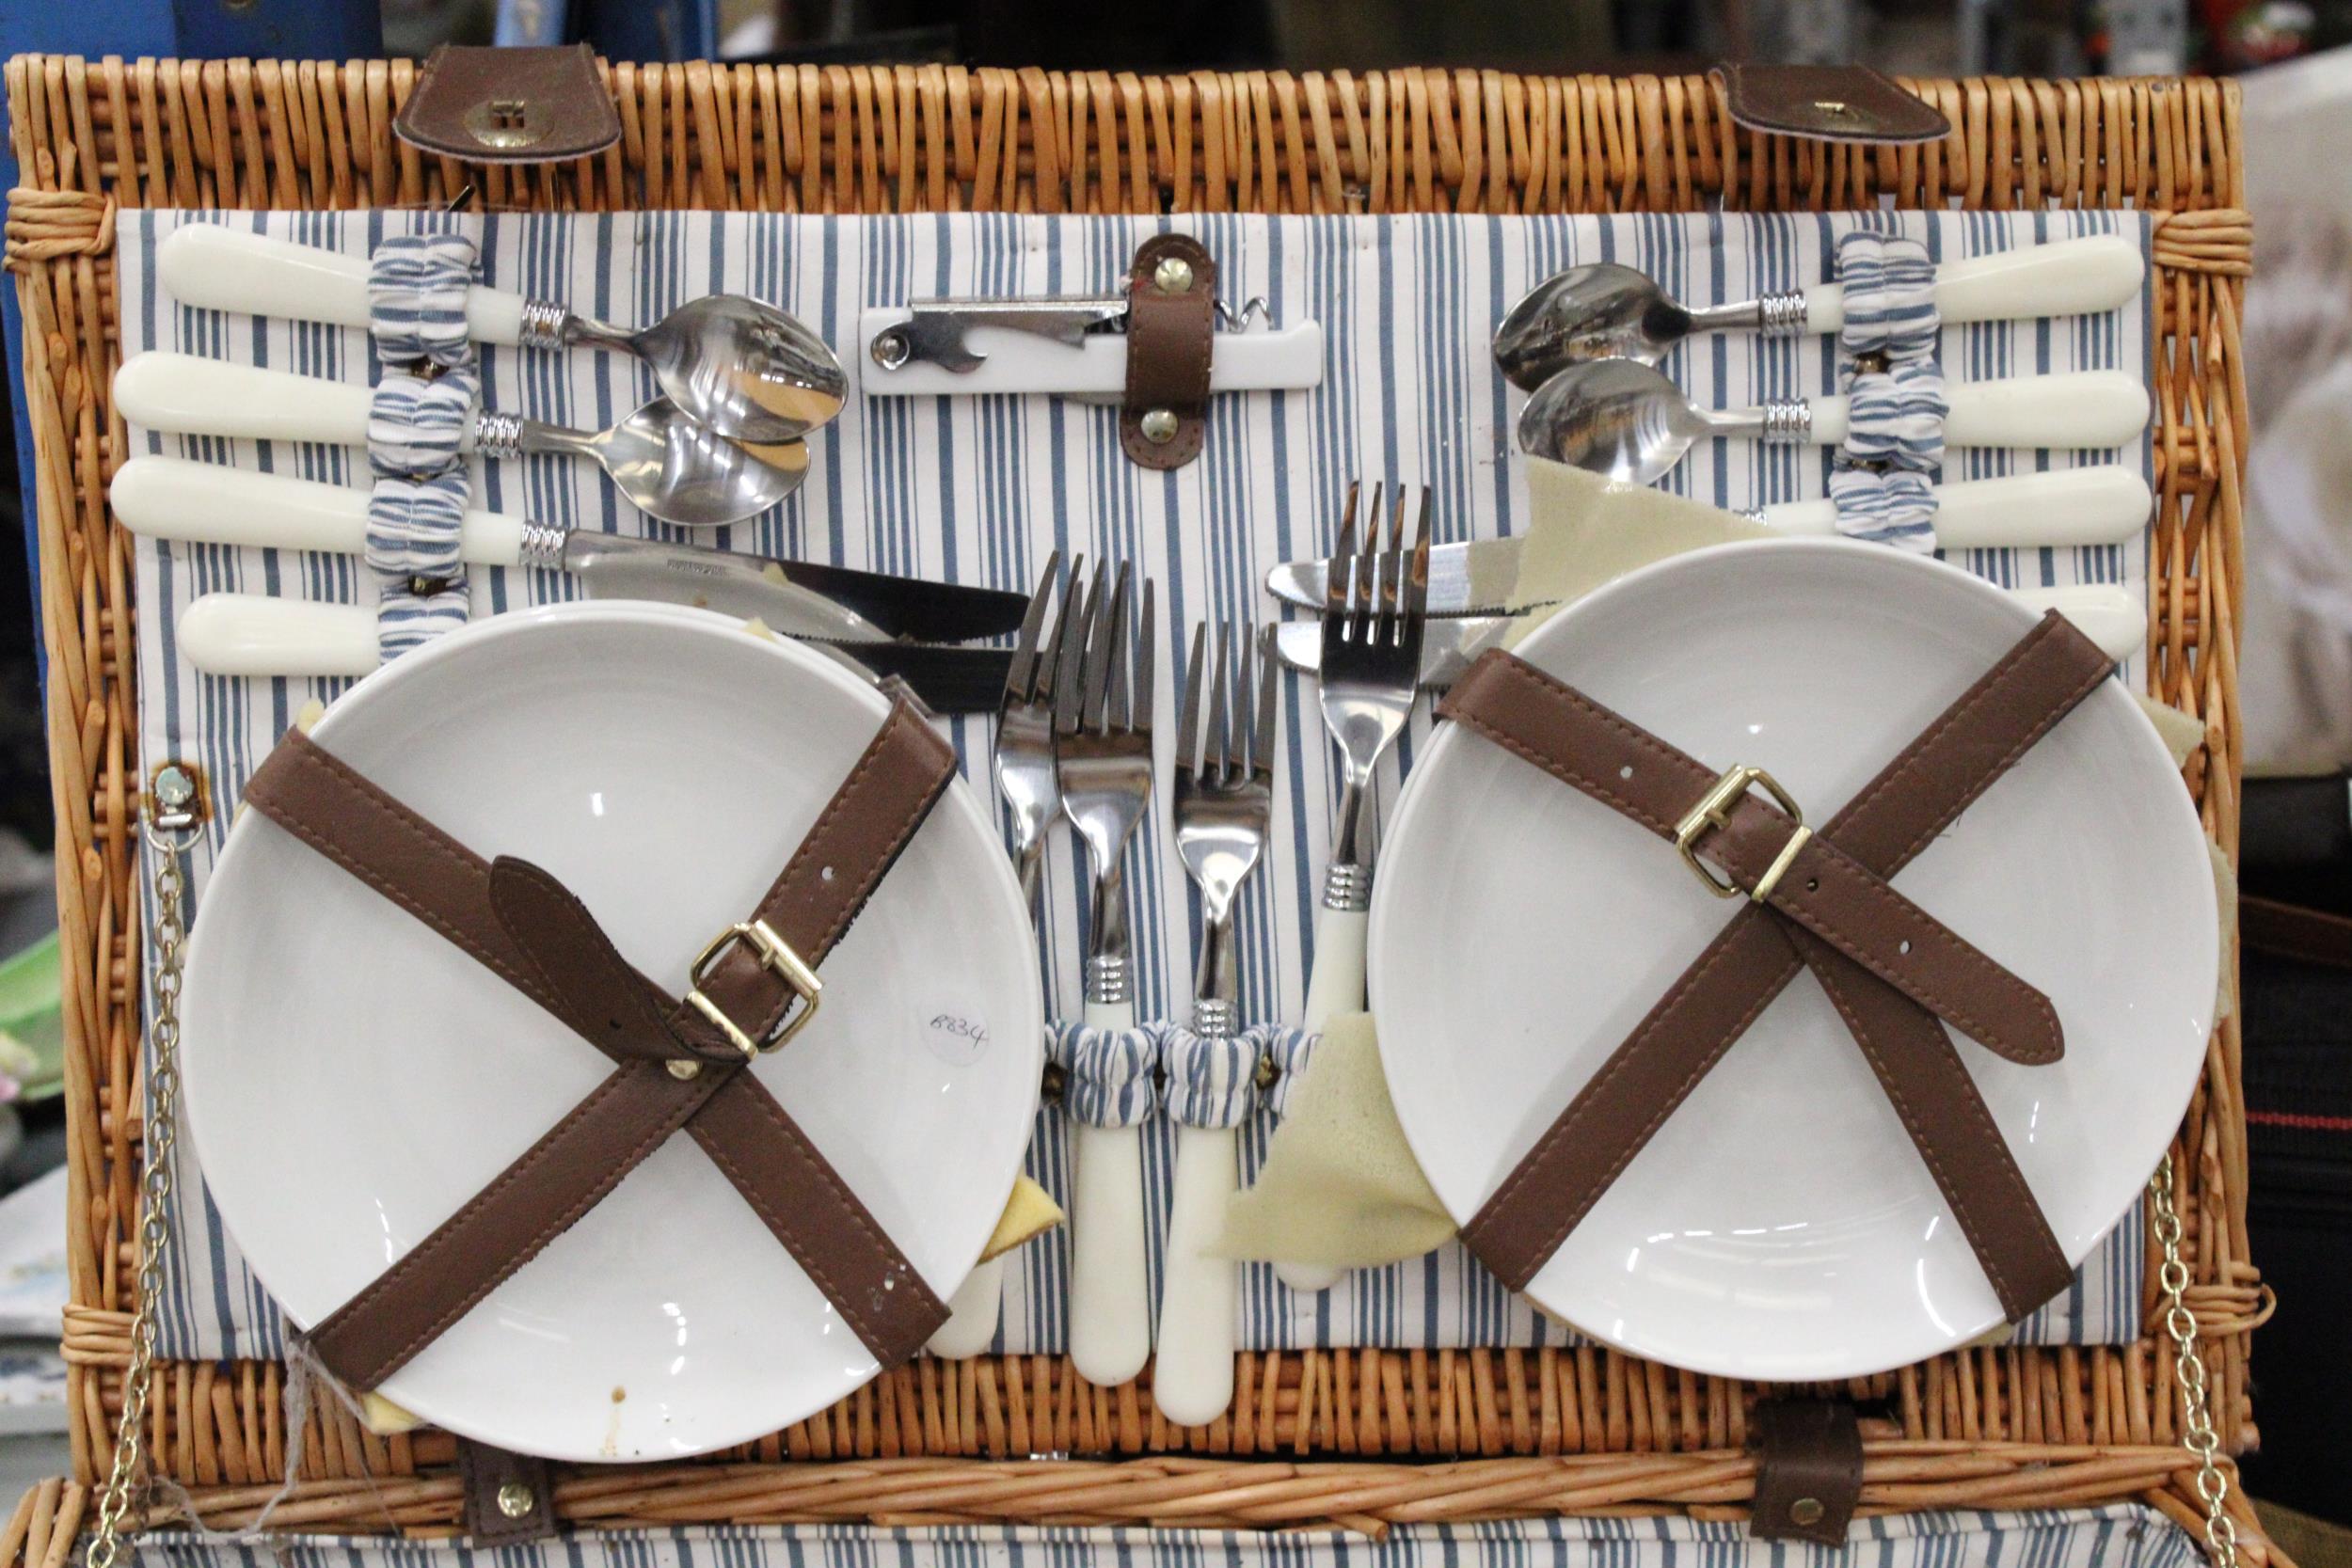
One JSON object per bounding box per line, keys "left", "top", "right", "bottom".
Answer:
{"left": 1054, "top": 562, "right": 1158, "bottom": 1386}
{"left": 1275, "top": 482, "right": 1431, "bottom": 1294}
{"left": 930, "top": 552, "right": 1077, "bottom": 1359}
{"left": 1156, "top": 622, "right": 1276, "bottom": 1426}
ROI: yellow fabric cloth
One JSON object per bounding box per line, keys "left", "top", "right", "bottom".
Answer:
{"left": 1215, "top": 1013, "right": 1454, "bottom": 1267}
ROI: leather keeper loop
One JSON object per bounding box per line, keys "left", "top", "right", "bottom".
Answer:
{"left": 1120, "top": 233, "right": 1216, "bottom": 470}
{"left": 458, "top": 1439, "right": 556, "bottom": 1544}
{"left": 1749, "top": 1399, "right": 1863, "bottom": 1545}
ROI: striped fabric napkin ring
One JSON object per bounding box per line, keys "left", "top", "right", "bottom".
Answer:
{"left": 365, "top": 232, "right": 482, "bottom": 661}
{"left": 1832, "top": 231, "right": 1945, "bottom": 555}
{"left": 1046, "top": 1022, "right": 1316, "bottom": 1131}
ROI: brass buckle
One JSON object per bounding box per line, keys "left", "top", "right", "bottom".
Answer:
{"left": 1673, "top": 764, "right": 1812, "bottom": 903}
{"left": 684, "top": 918, "right": 822, "bottom": 1059}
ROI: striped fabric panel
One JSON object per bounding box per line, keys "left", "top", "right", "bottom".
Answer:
{"left": 119, "top": 207, "right": 2158, "bottom": 1364}
{"left": 367, "top": 230, "right": 479, "bottom": 369}
{"left": 118, "top": 1506, "right": 2197, "bottom": 1568}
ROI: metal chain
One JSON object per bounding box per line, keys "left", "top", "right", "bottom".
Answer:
{"left": 86, "top": 780, "right": 199, "bottom": 1568}
{"left": 2149, "top": 1151, "right": 2240, "bottom": 1568}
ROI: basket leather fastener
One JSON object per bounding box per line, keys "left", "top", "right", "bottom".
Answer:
{"left": 238, "top": 699, "right": 960, "bottom": 1412}
{"left": 1749, "top": 1399, "right": 1865, "bottom": 1545}
{"left": 1439, "top": 611, "right": 2118, "bottom": 1323}
{"left": 1120, "top": 233, "right": 1217, "bottom": 470}
{"left": 394, "top": 43, "right": 623, "bottom": 164}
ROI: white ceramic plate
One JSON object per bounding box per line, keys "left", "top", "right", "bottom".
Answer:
{"left": 1370, "top": 540, "right": 2215, "bottom": 1381}
{"left": 181, "top": 602, "right": 1041, "bottom": 1461}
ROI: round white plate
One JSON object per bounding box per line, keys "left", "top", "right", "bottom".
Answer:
{"left": 1371, "top": 540, "right": 2215, "bottom": 1381}
{"left": 182, "top": 602, "right": 1041, "bottom": 1461}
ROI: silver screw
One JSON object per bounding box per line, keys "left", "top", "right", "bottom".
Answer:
{"left": 1788, "top": 1497, "right": 1825, "bottom": 1528}
{"left": 1152, "top": 255, "right": 1195, "bottom": 293}
{"left": 1138, "top": 409, "right": 1180, "bottom": 444}
{"left": 666, "top": 1059, "right": 701, "bottom": 1081}
{"left": 496, "top": 1481, "right": 537, "bottom": 1520}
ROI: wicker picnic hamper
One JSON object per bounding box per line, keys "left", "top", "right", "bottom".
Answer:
{"left": 1, "top": 53, "right": 2267, "bottom": 1563}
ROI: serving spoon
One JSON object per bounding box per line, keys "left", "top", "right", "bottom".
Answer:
{"left": 156, "top": 224, "right": 848, "bottom": 444}
{"left": 114, "top": 353, "right": 806, "bottom": 530}
{"left": 1493, "top": 233, "right": 2144, "bottom": 390}
{"left": 1516, "top": 360, "right": 2150, "bottom": 485}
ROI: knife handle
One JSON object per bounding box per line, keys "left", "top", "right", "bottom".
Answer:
{"left": 116, "top": 353, "right": 434, "bottom": 451}
{"left": 158, "top": 225, "right": 533, "bottom": 345}
{"left": 925, "top": 1255, "right": 1005, "bottom": 1358}
{"left": 2019, "top": 582, "right": 2143, "bottom": 665}
{"left": 1811, "top": 371, "right": 2149, "bottom": 452}
{"left": 1152, "top": 1123, "right": 1238, "bottom": 1425}
{"left": 180, "top": 594, "right": 379, "bottom": 678}
{"left": 1067, "top": 998, "right": 1152, "bottom": 1387}
{"left": 110, "top": 456, "right": 531, "bottom": 567}
{"left": 1758, "top": 466, "right": 2151, "bottom": 549}
{"left": 1801, "top": 234, "right": 2143, "bottom": 334}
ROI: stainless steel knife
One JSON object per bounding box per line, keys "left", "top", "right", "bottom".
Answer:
{"left": 108, "top": 455, "right": 1030, "bottom": 644}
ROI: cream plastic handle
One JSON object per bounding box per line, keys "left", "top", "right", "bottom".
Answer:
{"left": 1271, "top": 902, "right": 1369, "bottom": 1295}
{"left": 1809, "top": 372, "right": 2149, "bottom": 451}
{"left": 1068, "top": 999, "right": 1152, "bottom": 1386}
{"left": 2018, "top": 583, "right": 2143, "bottom": 665}
{"left": 1801, "top": 235, "right": 2144, "bottom": 334}
{"left": 1759, "top": 466, "right": 2152, "bottom": 549}
{"left": 157, "top": 225, "right": 532, "bottom": 345}
{"left": 1152, "top": 1123, "right": 1238, "bottom": 1426}
{"left": 925, "top": 1256, "right": 1005, "bottom": 1359}
{"left": 179, "top": 594, "right": 379, "bottom": 678}
{"left": 108, "top": 456, "right": 529, "bottom": 565}
{"left": 114, "top": 353, "right": 405, "bottom": 450}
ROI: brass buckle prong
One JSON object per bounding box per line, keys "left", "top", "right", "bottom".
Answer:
{"left": 1672, "top": 764, "right": 1807, "bottom": 902}
{"left": 684, "top": 918, "right": 822, "bottom": 1059}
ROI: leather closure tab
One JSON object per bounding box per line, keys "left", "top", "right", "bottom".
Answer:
{"left": 458, "top": 1438, "right": 557, "bottom": 1544}
{"left": 396, "top": 44, "right": 622, "bottom": 165}
{"left": 1712, "top": 63, "right": 1949, "bottom": 146}
{"left": 1120, "top": 233, "right": 1216, "bottom": 470}
{"left": 1749, "top": 1400, "right": 1862, "bottom": 1545}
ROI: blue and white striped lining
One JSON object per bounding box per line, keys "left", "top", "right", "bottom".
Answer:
{"left": 119, "top": 206, "right": 2157, "bottom": 1365}
{"left": 368, "top": 231, "right": 480, "bottom": 370}
{"left": 115, "top": 1506, "right": 2199, "bottom": 1568}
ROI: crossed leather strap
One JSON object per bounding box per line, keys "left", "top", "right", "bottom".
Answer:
{"left": 1437, "top": 611, "right": 2117, "bottom": 1322}
{"left": 239, "top": 699, "right": 959, "bottom": 1390}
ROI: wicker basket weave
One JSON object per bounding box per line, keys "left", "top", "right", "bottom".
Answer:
{"left": 2, "top": 54, "right": 2265, "bottom": 1558}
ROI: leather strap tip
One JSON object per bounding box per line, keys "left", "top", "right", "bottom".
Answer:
{"left": 1748, "top": 1399, "right": 1862, "bottom": 1546}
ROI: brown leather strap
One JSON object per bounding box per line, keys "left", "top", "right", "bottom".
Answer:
{"left": 2241, "top": 894, "right": 2352, "bottom": 969}
{"left": 1435, "top": 653, "right": 2058, "bottom": 1063}
{"left": 245, "top": 703, "right": 957, "bottom": 1388}
{"left": 1442, "top": 612, "right": 2115, "bottom": 1319}
{"left": 1711, "top": 63, "right": 1950, "bottom": 145}
{"left": 1120, "top": 233, "right": 1216, "bottom": 469}
{"left": 1749, "top": 1399, "right": 1863, "bottom": 1544}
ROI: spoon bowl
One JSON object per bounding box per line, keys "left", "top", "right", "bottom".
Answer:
{"left": 584, "top": 296, "right": 849, "bottom": 446}
{"left": 1493, "top": 264, "right": 1698, "bottom": 389}
{"left": 1515, "top": 360, "right": 1716, "bottom": 483}
{"left": 580, "top": 397, "right": 811, "bottom": 528}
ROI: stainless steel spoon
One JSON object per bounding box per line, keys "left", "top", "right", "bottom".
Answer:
{"left": 1515, "top": 359, "right": 2151, "bottom": 485}
{"left": 156, "top": 224, "right": 849, "bottom": 443}
{"left": 113, "top": 353, "right": 807, "bottom": 530}
{"left": 1493, "top": 234, "right": 2145, "bottom": 391}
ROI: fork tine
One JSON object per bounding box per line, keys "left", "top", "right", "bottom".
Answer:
{"left": 1251, "top": 625, "right": 1278, "bottom": 781}
{"left": 1178, "top": 620, "right": 1206, "bottom": 781}
{"left": 1089, "top": 563, "right": 1131, "bottom": 734}
{"left": 1406, "top": 489, "right": 1433, "bottom": 622}
{"left": 1037, "top": 552, "right": 1083, "bottom": 709}
{"left": 1327, "top": 482, "right": 1359, "bottom": 614}
{"left": 1133, "top": 578, "right": 1156, "bottom": 734}
{"left": 1351, "top": 483, "right": 1383, "bottom": 642}
{"left": 1006, "top": 548, "right": 1061, "bottom": 702}
{"left": 1053, "top": 562, "right": 1098, "bottom": 733}
{"left": 1207, "top": 622, "right": 1232, "bottom": 783}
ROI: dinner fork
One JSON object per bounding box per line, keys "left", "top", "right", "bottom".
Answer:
{"left": 1155, "top": 622, "right": 1276, "bottom": 1425}
{"left": 1273, "top": 483, "right": 1431, "bottom": 1294}
{"left": 929, "top": 552, "right": 1076, "bottom": 1359}
{"left": 1056, "top": 562, "right": 1158, "bottom": 1386}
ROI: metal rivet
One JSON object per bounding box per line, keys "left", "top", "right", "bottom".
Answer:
{"left": 1152, "top": 255, "right": 1195, "bottom": 293}
{"left": 666, "top": 1059, "right": 702, "bottom": 1081}
{"left": 496, "top": 1481, "right": 537, "bottom": 1520}
{"left": 1788, "top": 1497, "right": 1826, "bottom": 1528}
{"left": 464, "top": 97, "right": 547, "bottom": 150}
{"left": 1139, "top": 408, "right": 1180, "bottom": 444}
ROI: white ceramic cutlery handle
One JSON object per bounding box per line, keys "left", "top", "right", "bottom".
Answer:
{"left": 926, "top": 1255, "right": 1005, "bottom": 1358}
{"left": 1758, "top": 467, "right": 2152, "bottom": 549}
{"left": 157, "top": 225, "right": 532, "bottom": 345}
{"left": 1803, "top": 235, "right": 2143, "bottom": 334}
{"left": 2018, "top": 583, "right": 2143, "bottom": 664}
{"left": 115, "top": 354, "right": 390, "bottom": 450}
{"left": 1068, "top": 1000, "right": 1152, "bottom": 1386}
{"left": 109, "top": 456, "right": 531, "bottom": 566}
{"left": 180, "top": 594, "right": 378, "bottom": 678}
{"left": 1152, "top": 1123, "right": 1238, "bottom": 1425}
{"left": 1809, "top": 372, "right": 2148, "bottom": 451}
{"left": 1271, "top": 902, "right": 1370, "bottom": 1294}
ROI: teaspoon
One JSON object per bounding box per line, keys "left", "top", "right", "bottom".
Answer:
{"left": 1516, "top": 359, "right": 2150, "bottom": 485}
{"left": 114, "top": 353, "right": 806, "bottom": 530}
{"left": 157, "top": 225, "right": 848, "bottom": 444}
{"left": 1494, "top": 234, "right": 2144, "bottom": 390}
